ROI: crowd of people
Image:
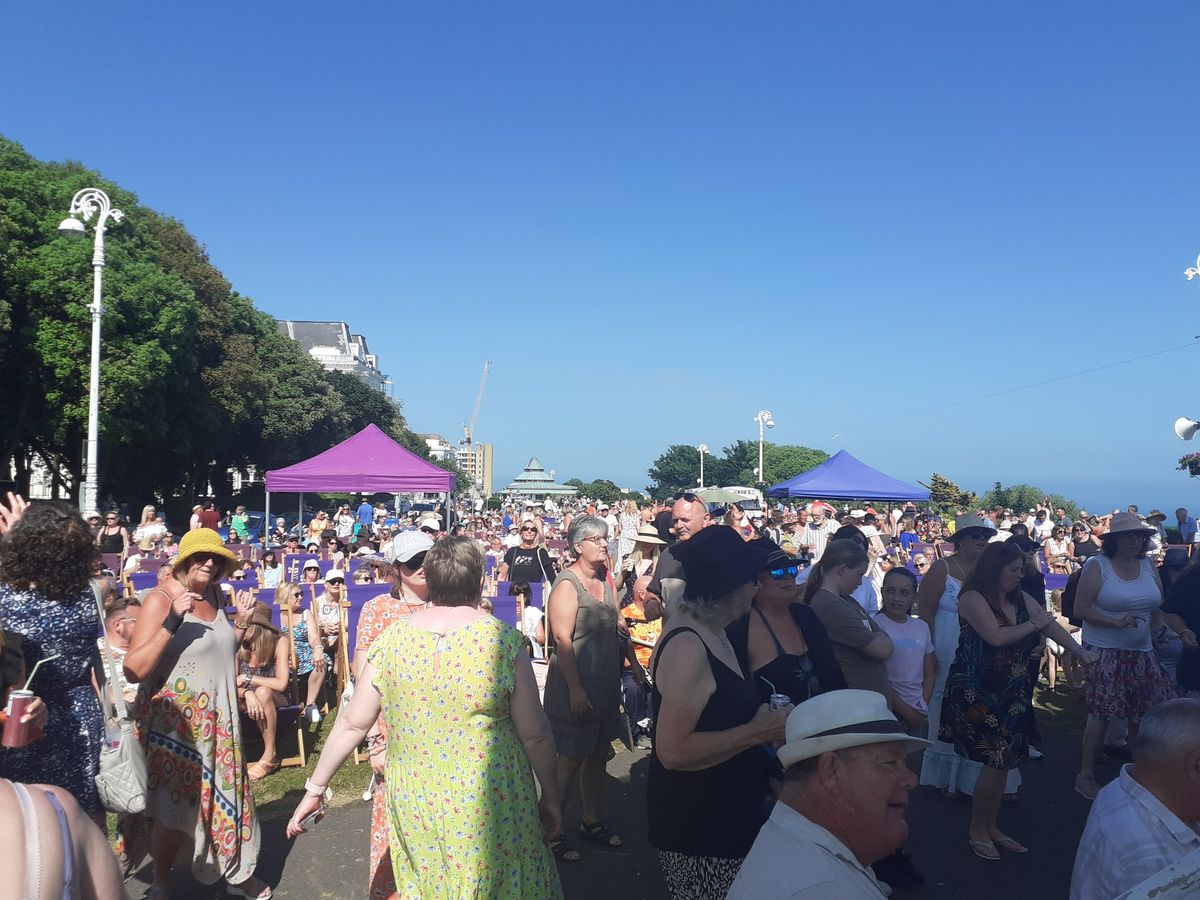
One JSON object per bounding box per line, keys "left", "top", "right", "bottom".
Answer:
{"left": 1, "top": 487, "right": 1199, "bottom": 898}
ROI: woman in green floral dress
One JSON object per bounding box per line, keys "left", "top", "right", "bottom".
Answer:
{"left": 288, "top": 536, "right": 563, "bottom": 899}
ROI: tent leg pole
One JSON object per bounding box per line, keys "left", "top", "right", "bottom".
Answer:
{"left": 299, "top": 493, "right": 303, "bottom": 541}
{"left": 265, "top": 491, "right": 270, "bottom": 550}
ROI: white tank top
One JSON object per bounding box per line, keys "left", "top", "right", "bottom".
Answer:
{"left": 1080, "top": 556, "right": 1158, "bottom": 651}
{"left": 937, "top": 574, "right": 962, "bottom": 614}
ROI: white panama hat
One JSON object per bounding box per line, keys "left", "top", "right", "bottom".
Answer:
{"left": 777, "top": 689, "right": 931, "bottom": 769}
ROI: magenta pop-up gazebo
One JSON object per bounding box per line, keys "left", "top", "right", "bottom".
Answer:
{"left": 264, "top": 424, "right": 456, "bottom": 535}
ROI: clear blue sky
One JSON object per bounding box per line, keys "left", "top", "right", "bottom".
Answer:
{"left": 4, "top": 3, "right": 1200, "bottom": 511}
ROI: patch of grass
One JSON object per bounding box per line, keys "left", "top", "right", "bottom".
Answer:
{"left": 107, "top": 710, "right": 373, "bottom": 839}
{"left": 250, "top": 709, "right": 374, "bottom": 819}
{"left": 1033, "top": 683, "right": 1087, "bottom": 734}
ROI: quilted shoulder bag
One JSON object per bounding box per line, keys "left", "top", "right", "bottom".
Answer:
{"left": 91, "top": 580, "right": 147, "bottom": 814}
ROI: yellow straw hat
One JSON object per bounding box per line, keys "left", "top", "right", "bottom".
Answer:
{"left": 172, "top": 528, "right": 240, "bottom": 575}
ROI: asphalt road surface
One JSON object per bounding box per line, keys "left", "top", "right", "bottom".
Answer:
{"left": 129, "top": 691, "right": 1102, "bottom": 899}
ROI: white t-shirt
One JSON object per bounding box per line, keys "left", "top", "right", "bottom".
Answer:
{"left": 522, "top": 606, "right": 546, "bottom": 660}
{"left": 872, "top": 613, "right": 934, "bottom": 714}
{"left": 334, "top": 513, "right": 355, "bottom": 539}
{"left": 1031, "top": 519, "right": 1054, "bottom": 541}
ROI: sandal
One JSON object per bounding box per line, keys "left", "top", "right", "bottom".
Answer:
{"left": 968, "top": 839, "right": 999, "bottom": 861}
{"left": 579, "top": 820, "right": 623, "bottom": 848}
{"left": 1075, "top": 774, "right": 1101, "bottom": 801}
{"left": 548, "top": 835, "right": 581, "bottom": 863}
{"left": 227, "top": 878, "right": 273, "bottom": 899}
{"left": 993, "top": 835, "right": 1028, "bottom": 853}
{"left": 247, "top": 760, "right": 279, "bottom": 782}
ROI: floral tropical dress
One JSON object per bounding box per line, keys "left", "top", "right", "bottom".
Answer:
{"left": 939, "top": 599, "right": 1039, "bottom": 771}
{"left": 367, "top": 616, "right": 561, "bottom": 899}
{"left": 119, "top": 593, "right": 260, "bottom": 885}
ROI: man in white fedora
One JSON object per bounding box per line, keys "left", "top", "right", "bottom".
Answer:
{"left": 728, "top": 689, "right": 930, "bottom": 899}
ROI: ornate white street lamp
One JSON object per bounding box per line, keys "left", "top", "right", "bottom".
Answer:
{"left": 754, "top": 409, "right": 775, "bottom": 489}
{"left": 58, "top": 188, "right": 123, "bottom": 515}
{"left": 697, "top": 443, "right": 709, "bottom": 487}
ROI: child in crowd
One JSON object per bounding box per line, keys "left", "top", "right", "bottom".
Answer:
{"left": 511, "top": 581, "right": 548, "bottom": 700}
{"left": 873, "top": 566, "right": 935, "bottom": 736}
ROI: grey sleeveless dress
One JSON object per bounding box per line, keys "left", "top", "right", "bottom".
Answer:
{"left": 543, "top": 570, "right": 622, "bottom": 756}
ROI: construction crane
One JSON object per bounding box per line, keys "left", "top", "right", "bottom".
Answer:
{"left": 461, "top": 360, "right": 491, "bottom": 448}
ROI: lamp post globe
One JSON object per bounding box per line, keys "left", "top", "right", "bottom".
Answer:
{"left": 697, "top": 443, "right": 709, "bottom": 488}
{"left": 57, "top": 216, "right": 87, "bottom": 238}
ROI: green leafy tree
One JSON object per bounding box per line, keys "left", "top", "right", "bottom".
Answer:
{"left": 565, "top": 478, "right": 649, "bottom": 506}
{"left": 647, "top": 441, "right": 827, "bottom": 497}
{"left": 1044, "top": 494, "right": 1081, "bottom": 520}
{"left": 647, "top": 445, "right": 703, "bottom": 497}
{"left": 0, "top": 136, "right": 456, "bottom": 504}
{"left": 712, "top": 440, "right": 828, "bottom": 488}
{"left": 927, "top": 473, "right": 978, "bottom": 518}
{"left": 978, "top": 482, "right": 1078, "bottom": 519}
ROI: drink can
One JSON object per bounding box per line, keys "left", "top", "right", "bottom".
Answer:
{"left": 769, "top": 693, "right": 791, "bottom": 711}
{"left": 2, "top": 690, "right": 33, "bottom": 748}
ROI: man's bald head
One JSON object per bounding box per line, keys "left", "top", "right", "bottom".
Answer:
{"left": 671, "top": 498, "right": 712, "bottom": 541}
{"left": 633, "top": 575, "right": 651, "bottom": 601}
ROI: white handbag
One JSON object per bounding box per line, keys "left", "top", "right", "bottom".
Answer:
{"left": 91, "top": 580, "right": 148, "bottom": 815}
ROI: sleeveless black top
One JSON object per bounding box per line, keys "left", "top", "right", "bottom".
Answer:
{"left": 97, "top": 528, "right": 124, "bottom": 554}
{"left": 647, "top": 627, "right": 770, "bottom": 858}
{"left": 726, "top": 603, "right": 847, "bottom": 708}
{"left": 748, "top": 606, "right": 824, "bottom": 705}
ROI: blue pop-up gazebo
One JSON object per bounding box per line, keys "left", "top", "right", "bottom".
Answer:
{"left": 766, "top": 450, "right": 929, "bottom": 502}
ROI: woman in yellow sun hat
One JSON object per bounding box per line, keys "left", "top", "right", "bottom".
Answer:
{"left": 119, "top": 528, "right": 274, "bottom": 899}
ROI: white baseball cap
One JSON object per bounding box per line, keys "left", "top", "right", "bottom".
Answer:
{"left": 393, "top": 531, "right": 434, "bottom": 564}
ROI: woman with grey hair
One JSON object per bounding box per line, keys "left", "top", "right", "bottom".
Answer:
{"left": 647, "top": 526, "right": 791, "bottom": 898}
{"left": 543, "top": 515, "right": 644, "bottom": 862}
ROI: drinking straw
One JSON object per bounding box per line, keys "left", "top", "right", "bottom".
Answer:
{"left": 23, "top": 654, "right": 61, "bottom": 691}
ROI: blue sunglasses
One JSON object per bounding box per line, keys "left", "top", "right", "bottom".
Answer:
{"left": 768, "top": 565, "right": 800, "bottom": 580}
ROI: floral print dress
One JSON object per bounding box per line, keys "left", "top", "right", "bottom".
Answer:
{"left": 119, "top": 596, "right": 259, "bottom": 885}
{"left": 939, "top": 600, "right": 1038, "bottom": 771}
{"left": 366, "top": 616, "right": 561, "bottom": 899}
{"left": 0, "top": 585, "right": 103, "bottom": 814}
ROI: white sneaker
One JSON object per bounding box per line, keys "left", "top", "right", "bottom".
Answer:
{"left": 1028, "top": 746, "right": 1044, "bottom": 760}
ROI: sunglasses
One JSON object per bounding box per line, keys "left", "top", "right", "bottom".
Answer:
{"left": 402, "top": 552, "right": 427, "bottom": 570}
{"left": 327, "top": 578, "right": 345, "bottom": 585}
{"left": 520, "top": 527, "right": 537, "bottom": 533}
{"left": 767, "top": 565, "right": 800, "bottom": 580}
{"left": 672, "top": 492, "right": 702, "bottom": 503}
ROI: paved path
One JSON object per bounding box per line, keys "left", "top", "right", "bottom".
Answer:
{"left": 128, "top": 691, "right": 1106, "bottom": 898}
